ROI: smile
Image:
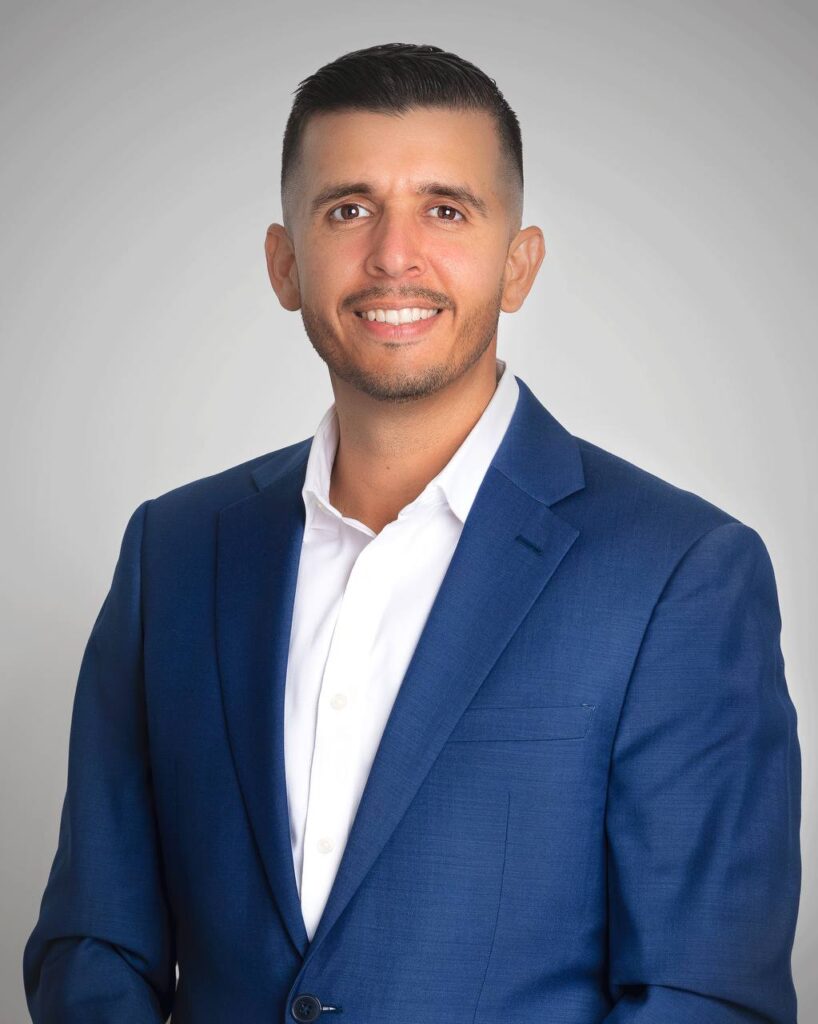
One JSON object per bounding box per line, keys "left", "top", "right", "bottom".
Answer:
{"left": 354, "top": 307, "right": 442, "bottom": 324}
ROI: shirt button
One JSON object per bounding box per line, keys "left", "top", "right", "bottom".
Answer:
{"left": 330, "top": 693, "right": 347, "bottom": 710}
{"left": 317, "top": 836, "right": 334, "bottom": 854}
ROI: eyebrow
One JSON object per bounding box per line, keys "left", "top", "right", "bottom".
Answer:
{"left": 309, "top": 180, "right": 490, "bottom": 218}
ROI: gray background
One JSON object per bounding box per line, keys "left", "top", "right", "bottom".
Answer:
{"left": 2, "top": 1, "right": 815, "bottom": 1020}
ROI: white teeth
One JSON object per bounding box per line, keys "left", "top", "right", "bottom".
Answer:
{"left": 358, "top": 307, "right": 440, "bottom": 325}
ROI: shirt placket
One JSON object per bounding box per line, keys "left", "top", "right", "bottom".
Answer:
{"left": 299, "top": 525, "right": 393, "bottom": 936}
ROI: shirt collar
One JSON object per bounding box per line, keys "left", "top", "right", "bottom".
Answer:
{"left": 302, "top": 357, "right": 519, "bottom": 531}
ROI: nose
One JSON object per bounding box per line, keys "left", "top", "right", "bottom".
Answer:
{"left": 363, "top": 208, "right": 426, "bottom": 279}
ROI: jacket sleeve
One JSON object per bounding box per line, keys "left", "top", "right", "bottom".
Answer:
{"left": 602, "top": 520, "right": 801, "bottom": 1023}
{"left": 23, "top": 499, "right": 176, "bottom": 1023}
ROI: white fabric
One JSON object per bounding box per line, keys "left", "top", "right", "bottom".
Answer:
{"left": 284, "top": 358, "right": 520, "bottom": 940}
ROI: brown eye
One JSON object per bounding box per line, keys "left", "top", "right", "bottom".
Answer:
{"left": 329, "top": 203, "right": 371, "bottom": 222}
{"left": 430, "top": 205, "right": 464, "bottom": 222}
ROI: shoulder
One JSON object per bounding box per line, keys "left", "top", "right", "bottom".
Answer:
{"left": 576, "top": 434, "right": 739, "bottom": 528}
{"left": 138, "top": 436, "right": 312, "bottom": 535}
{"left": 567, "top": 433, "right": 771, "bottom": 583}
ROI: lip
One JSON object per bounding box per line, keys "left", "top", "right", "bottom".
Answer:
{"left": 352, "top": 309, "right": 446, "bottom": 342}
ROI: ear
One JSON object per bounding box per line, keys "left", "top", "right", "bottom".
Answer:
{"left": 264, "top": 224, "right": 301, "bottom": 311}
{"left": 500, "top": 226, "right": 546, "bottom": 313}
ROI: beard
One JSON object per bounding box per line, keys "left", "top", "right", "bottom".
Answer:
{"left": 298, "top": 278, "right": 505, "bottom": 404}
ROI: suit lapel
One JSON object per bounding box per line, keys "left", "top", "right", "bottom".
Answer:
{"left": 217, "top": 441, "right": 312, "bottom": 956}
{"left": 216, "top": 376, "right": 586, "bottom": 963}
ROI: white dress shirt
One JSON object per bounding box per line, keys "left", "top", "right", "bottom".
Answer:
{"left": 283, "top": 358, "right": 520, "bottom": 941}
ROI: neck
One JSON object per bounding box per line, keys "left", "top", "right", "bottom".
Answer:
{"left": 327, "top": 348, "right": 502, "bottom": 534}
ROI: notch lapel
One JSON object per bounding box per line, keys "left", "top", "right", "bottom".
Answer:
{"left": 216, "top": 440, "right": 312, "bottom": 957}
{"left": 304, "top": 380, "right": 585, "bottom": 961}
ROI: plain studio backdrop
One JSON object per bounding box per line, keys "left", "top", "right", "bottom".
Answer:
{"left": 1, "top": 1, "right": 815, "bottom": 1020}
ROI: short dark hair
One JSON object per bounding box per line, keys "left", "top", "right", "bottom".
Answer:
{"left": 280, "top": 43, "right": 524, "bottom": 232}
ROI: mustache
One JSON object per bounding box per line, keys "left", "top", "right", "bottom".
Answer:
{"left": 345, "top": 289, "right": 450, "bottom": 310}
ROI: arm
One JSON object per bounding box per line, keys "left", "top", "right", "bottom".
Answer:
{"left": 603, "top": 521, "right": 801, "bottom": 1023}
{"left": 23, "top": 500, "right": 176, "bottom": 1023}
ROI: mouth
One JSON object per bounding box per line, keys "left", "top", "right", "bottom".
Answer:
{"left": 352, "top": 306, "right": 446, "bottom": 343}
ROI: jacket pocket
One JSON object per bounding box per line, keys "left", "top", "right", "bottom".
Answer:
{"left": 446, "top": 703, "right": 596, "bottom": 743}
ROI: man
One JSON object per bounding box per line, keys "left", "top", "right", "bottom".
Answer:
{"left": 23, "top": 42, "right": 801, "bottom": 1023}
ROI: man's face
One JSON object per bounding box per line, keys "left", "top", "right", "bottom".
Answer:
{"left": 268, "top": 106, "right": 537, "bottom": 403}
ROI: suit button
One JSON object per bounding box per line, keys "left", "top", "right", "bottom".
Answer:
{"left": 291, "top": 993, "right": 323, "bottom": 1022}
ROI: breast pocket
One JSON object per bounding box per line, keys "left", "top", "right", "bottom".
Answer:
{"left": 446, "top": 703, "right": 596, "bottom": 743}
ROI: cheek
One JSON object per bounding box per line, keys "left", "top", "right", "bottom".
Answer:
{"left": 435, "top": 245, "right": 502, "bottom": 297}
{"left": 300, "top": 248, "right": 350, "bottom": 306}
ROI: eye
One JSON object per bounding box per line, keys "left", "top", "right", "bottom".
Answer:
{"left": 429, "top": 205, "right": 465, "bottom": 222}
{"left": 329, "top": 203, "right": 372, "bottom": 222}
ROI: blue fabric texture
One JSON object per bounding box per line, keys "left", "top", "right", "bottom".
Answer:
{"left": 23, "top": 376, "right": 801, "bottom": 1022}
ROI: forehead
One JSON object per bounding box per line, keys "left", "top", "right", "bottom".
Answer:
{"left": 298, "top": 107, "right": 503, "bottom": 193}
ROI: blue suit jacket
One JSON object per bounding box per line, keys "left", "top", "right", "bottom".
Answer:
{"left": 23, "top": 376, "right": 801, "bottom": 1023}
